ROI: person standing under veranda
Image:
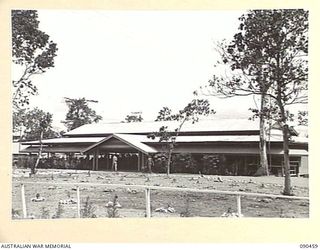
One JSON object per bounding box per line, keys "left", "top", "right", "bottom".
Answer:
{"left": 147, "top": 156, "right": 154, "bottom": 173}
{"left": 112, "top": 154, "right": 118, "bottom": 172}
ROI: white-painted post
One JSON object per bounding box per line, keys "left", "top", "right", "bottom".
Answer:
{"left": 77, "top": 186, "right": 81, "bottom": 218}
{"left": 145, "top": 188, "right": 151, "bottom": 218}
{"left": 21, "top": 184, "right": 27, "bottom": 218}
{"left": 236, "top": 195, "right": 242, "bottom": 216}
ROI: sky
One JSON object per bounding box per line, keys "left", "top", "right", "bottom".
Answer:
{"left": 11, "top": 10, "right": 306, "bottom": 131}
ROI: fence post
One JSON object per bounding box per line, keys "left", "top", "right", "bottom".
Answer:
{"left": 236, "top": 195, "right": 242, "bottom": 217}
{"left": 76, "top": 186, "right": 81, "bottom": 218}
{"left": 21, "top": 184, "right": 27, "bottom": 218}
{"left": 145, "top": 188, "right": 151, "bottom": 218}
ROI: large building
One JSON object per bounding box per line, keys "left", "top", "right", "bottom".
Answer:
{"left": 20, "top": 119, "right": 308, "bottom": 176}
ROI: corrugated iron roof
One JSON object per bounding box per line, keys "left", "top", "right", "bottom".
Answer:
{"left": 20, "top": 132, "right": 308, "bottom": 156}
{"left": 22, "top": 137, "right": 105, "bottom": 145}
{"left": 21, "top": 145, "right": 89, "bottom": 153}
{"left": 268, "top": 148, "right": 308, "bottom": 156}
{"left": 291, "top": 136, "right": 308, "bottom": 144}
{"left": 103, "top": 133, "right": 288, "bottom": 143}
{"left": 65, "top": 119, "right": 263, "bottom": 136}
{"left": 113, "top": 134, "right": 158, "bottom": 153}
{"left": 12, "top": 142, "right": 29, "bottom": 154}
{"left": 171, "top": 146, "right": 308, "bottom": 155}
{"left": 144, "top": 134, "right": 285, "bottom": 143}
{"left": 21, "top": 132, "right": 307, "bottom": 152}
{"left": 83, "top": 134, "right": 157, "bottom": 154}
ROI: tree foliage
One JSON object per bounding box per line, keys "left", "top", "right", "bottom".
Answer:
{"left": 14, "top": 107, "right": 58, "bottom": 141}
{"left": 248, "top": 9, "right": 308, "bottom": 195}
{"left": 150, "top": 98, "right": 215, "bottom": 175}
{"left": 172, "top": 153, "right": 198, "bottom": 173}
{"left": 13, "top": 108, "right": 27, "bottom": 133}
{"left": 227, "top": 9, "right": 308, "bottom": 109}
{"left": 298, "top": 111, "right": 308, "bottom": 126}
{"left": 155, "top": 107, "right": 173, "bottom": 121}
{"left": 124, "top": 113, "right": 143, "bottom": 123}
{"left": 205, "top": 9, "right": 308, "bottom": 113}
{"left": 12, "top": 10, "right": 58, "bottom": 109}
{"left": 204, "top": 9, "right": 308, "bottom": 194}
{"left": 62, "top": 97, "right": 102, "bottom": 131}
{"left": 203, "top": 11, "right": 283, "bottom": 176}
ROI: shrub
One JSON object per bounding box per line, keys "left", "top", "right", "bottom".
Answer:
{"left": 180, "top": 195, "right": 191, "bottom": 217}
{"left": 172, "top": 153, "right": 198, "bottom": 174}
{"left": 153, "top": 153, "right": 168, "bottom": 173}
{"left": 201, "top": 154, "right": 220, "bottom": 175}
{"left": 40, "top": 207, "right": 50, "bottom": 219}
{"left": 81, "top": 196, "right": 96, "bottom": 218}
{"left": 12, "top": 208, "right": 21, "bottom": 219}
{"left": 52, "top": 202, "right": 64, "bottom": 219}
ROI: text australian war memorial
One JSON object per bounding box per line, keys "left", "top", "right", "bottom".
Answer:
{"left": 15, "top": 118, "right": 308, "bottom": 177}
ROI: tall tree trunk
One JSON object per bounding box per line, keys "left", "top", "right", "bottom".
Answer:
{"left": 32, "top": 130, "right": 43, "bottom": 175}
{"left": 166, "top": 145, "right": 173, "bottom": 176}
{"left": 275, "top": 52, "right": 292, "bottom": 195}
{"left": 277, "top": 90, "right": 292, "bottom": 195}
{"left": 282, "top": 123, "right": 292, "bottom": 195}
{"left": 166, "top": 117, "right": 187, "bottom": 176}
{"left": 257, "top": 93, "right": 269, "bottom": 176}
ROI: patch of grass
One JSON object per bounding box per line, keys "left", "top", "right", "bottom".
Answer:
{"left": 180, "top": 195, "right": 191, "bottom": 217}
{"left": 81, "top": 196, "right": 97, "bottom": 218}
{"left": 52, "top": 202, "right": 64, "bottom": 219}
{"left": 12, "top": 208, "right": 21, "bottom": 219}
{"left": 40, "top": 207, "right": 50, "bottom": 219}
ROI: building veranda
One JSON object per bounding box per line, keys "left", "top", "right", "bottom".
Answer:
{"left": 18, "top": 119, "right": 308, "bottom": 177}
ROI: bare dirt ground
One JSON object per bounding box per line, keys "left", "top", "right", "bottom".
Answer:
{"left": 11, "top": 168, "right": 309, "bottom": 219}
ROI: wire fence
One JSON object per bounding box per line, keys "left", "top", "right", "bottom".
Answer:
{"left": 12, "top": 181, "right": 309, "bottom": 219}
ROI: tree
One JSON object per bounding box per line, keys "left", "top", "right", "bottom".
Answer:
{"left": 150, "top": 99, "right": 215, "bottom": 175}
{"left": 13, "top": 108, "right": 27, "bottom": 134}
{"left": 18, "top": 107, "right": 58, "bottom": 141}
{"left": 15, "top": 107, "right": 58, "bottom": 174}
{"left": 202, "top": 12, "right": 283, "bottom": 176}
{"left": 62, "top": 97, "right": 102, "bottom": 131}
{"left": 298, "top": 111, "right": 308, "bottom": 126}
{"left": 155, "top": 107, "right": 173, "bottom": 121}
{"left": 12, "top": 10, "right": 58, "bottom": 110}
{"left": 206, "top": 10, "right": 308, "bottom": 195}
{"left": 267, "top": 9, "right": 308, "bottom": 195}
{"left": 124, "top": 112, "right": 143, "bottom": 123}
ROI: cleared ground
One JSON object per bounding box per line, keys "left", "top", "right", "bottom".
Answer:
{"left": 12, "top": 168, "right": 309, "bottom": 219}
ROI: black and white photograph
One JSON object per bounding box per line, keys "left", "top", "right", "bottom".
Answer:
{"left": 11, "top": 9, "right": 309, "bottom": 220}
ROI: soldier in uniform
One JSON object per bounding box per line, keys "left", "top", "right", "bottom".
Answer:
{"left": 112, "top": 154, "right": 118, "bottom": 172}
{"left": 147, "top": 156, "right": 154, "bottom": 173}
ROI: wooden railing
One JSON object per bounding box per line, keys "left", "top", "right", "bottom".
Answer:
{"left": 18, "top": 181, "right": 309, "bottom": 219}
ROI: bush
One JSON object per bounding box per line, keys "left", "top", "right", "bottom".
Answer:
{"left": 201, "top": 154, "right": 220, "bottom": 175}
{"left": 52, "top": 202, "right": 64, "bottom": 219}
{"left": 153, "top": 153, "right": 220, "bottom": 174}
{"left": 40, "top": 207, "right": 50, "bottom": 219}
{"left": 15, "top": 156, "right": 36, "bottom": 169}
{"left": 153, "top": 153, "right": 168, "bottom": 173}
{"left": 172, "top": 153, "right": 198, "bottom": 174}
{"left": 81, "top": 196, "right": 96, "bottom": 218}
